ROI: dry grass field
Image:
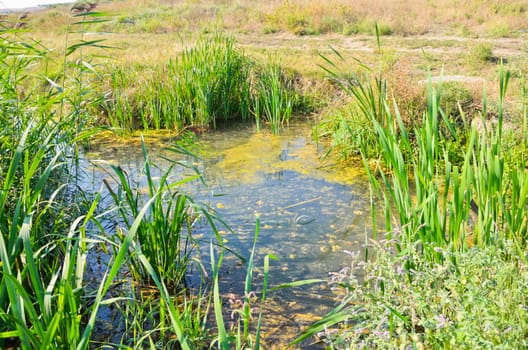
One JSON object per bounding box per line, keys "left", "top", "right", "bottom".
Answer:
{"left": 5, "top": 0, "right": 528, "bottom": 74}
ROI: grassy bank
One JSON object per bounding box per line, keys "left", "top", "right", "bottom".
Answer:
{"left": 102, "top": 33, "right": 301, "bottom": 134}
{"left": 300, "top": 32, "right": 528, "bottom": 347}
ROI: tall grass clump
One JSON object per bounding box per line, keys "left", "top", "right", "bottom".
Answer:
{"left": 104, "top": 33, "right": 301, "bottom": 134}
{"left": 100, "top": 137, "right": 234, "bottom": 289}
{"left": 105, "top": 33, "right": 253, "bottom": 132}
{"left": 359, "top": 67, "right": 528, "bottom": 252}
{"left": 0, "top": 11, "right": 175, "bottom": 349}
{"left": 100, "top": 209, "right": 273, "bottom": 348}
{"left": 252, "top": 63, "right": 295, "bottom": 134}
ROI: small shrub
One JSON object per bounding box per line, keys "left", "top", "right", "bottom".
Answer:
{"left": 460, "top": 25, "right": 477, "bottom": 38}
{"left": 439, "top": 82, "right": 475, "bottom": 119}
{"left": 356, "top": 18, "right": 375, "bottom": 34}
{"left": 138, "top": 18, "right": 166, "bottom": 33}
{"left": 314, "top": 102, "right": 380, "bottom": 160}
{"left": 342, "top": 22, "right": 359, "bottom": 35}
{"left": 376, "top": 21, "right": 393, "bottom": 36}
{"left": 354, "top": 19, "right": 392, "bottom": 35}
{"left": 317, "top": 15, "right": 343, "bottom": 34}
{"left": 309, "top": 241, "right": 528, "bottom": 349}
{"left": 488, "top": 22, "right": 512, "bottom": 37}
{"left": 465, "top": 43, "right": 494, "bottom": 67}
{"left": 262, "top": 25, "right": 280, "bottom": 34}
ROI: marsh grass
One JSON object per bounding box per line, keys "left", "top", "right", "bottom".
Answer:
{"left": 100, "top": 136, "right": 226, "bottom": 288}
{"left": 0, "top": 22, "right": 119, "bottom": 348}
{"left": 361, "top": 68, "right": 527, "bottom": 252}
{"left": 105, "top": 33, "right": 253, "bottom": 132}
{"left": 317, "top": 35, "right": 527, "bottom": 251}
{"left": 252, "top": 63, "right": 296, "bottom": 134}
{"left": 105, "top": 33, "right": 300, "bottom": 134}
{"left": 104, "top": 218, "right": 272, "bottom": 349}
{"left": 299, "top": 35, "right": 528, "bottom": 347}
{"left": 313, "top": 103, "right": 380, "bottom": 160}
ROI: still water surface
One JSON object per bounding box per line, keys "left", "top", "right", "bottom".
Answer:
{"left": 82, "top": 119, "right": 372, "bottom": 347}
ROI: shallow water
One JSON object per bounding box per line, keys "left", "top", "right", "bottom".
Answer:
{"left": 81, "top": 118, "right": 373, "bottom": 348}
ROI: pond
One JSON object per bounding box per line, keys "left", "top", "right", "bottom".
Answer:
{"left": 81, "top": 117, "right": 373, "bottom": 348}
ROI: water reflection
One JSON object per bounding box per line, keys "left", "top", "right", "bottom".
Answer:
{"left": 81, "top": 120, "right": 372, "bottom": 348}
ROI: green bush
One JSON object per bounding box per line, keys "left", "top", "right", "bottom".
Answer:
{"left": 313, "top": 103, "right": 380, "bottom": 161}
{"left": 311, "top": 241, "right": 528, "bottom": 349}
{"left": 487, "top": 22, "right": 512, "bottom": 38}
{"left": 465, "top": 43, "right": 494, "bottom": 68}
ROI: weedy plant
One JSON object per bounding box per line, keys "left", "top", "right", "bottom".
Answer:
{"left": 0, "top": 11, "right": 120, "bottom": 348}
{"left": 252, "top": 63, "right": 296, "bottom": 134}
{"left": 299, "top": 240, "right": 528, "bottom": 349}
{"left": 104, "top": 33, "right": 301, "bottom": 134}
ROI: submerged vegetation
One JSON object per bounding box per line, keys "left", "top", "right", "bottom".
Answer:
{"left": 1, "top": 0, "right": 528, "bottom": 349}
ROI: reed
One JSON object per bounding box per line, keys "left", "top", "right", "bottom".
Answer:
{"left": 104, "top": 33, "right": 302, "bottom": 134}
{"left": 100, "top": 136, "right": 222, "bottom": 288}
{"left": 104, "top": 218, "right": 272, "bottom": 349}
{"left": 318, "top": 38, "right": 527, "bottom": 254}
{"left": 252, "top": 63, "right": 295, "bottom": 134}
{"left": 105, "top": 33, "right": 254, "bottom": 132}
{"left": 0, "top": 24, "right": 115, "bottom": 348}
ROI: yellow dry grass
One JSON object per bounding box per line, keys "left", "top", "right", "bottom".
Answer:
{"left": 7, "top": 0, "right": 528, "bottom": 37}
{"left": 4, "top": 0, "right": 528, "bottom": 105}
